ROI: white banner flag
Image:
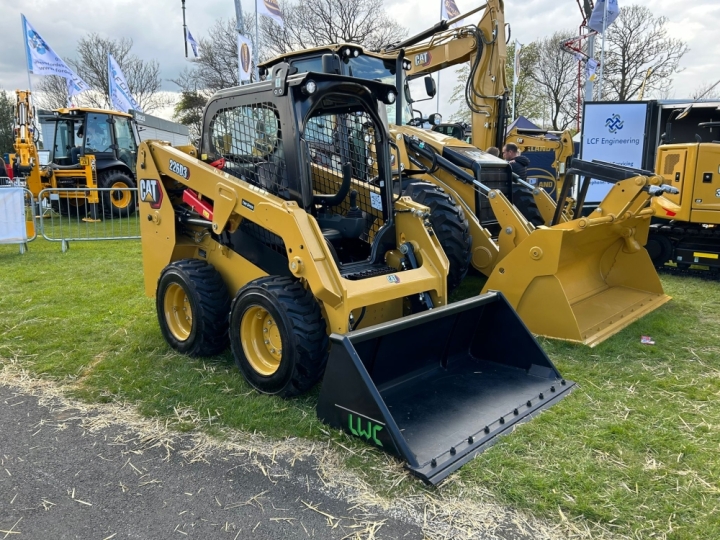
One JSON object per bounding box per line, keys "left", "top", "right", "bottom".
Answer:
{"left": 108, "top": 53, "right": 142, "bottom": 113}
{"left": 22, "top": 14, "right": 90, "bottom": 93}
{"left": 0, "top": 188, "right": 28, "bottom": 244}
{"left": 588, "top": 0, "right": 620, "bottom": 34}
{"left": 586, "top": 58, "right": 599, "bottom": 80}
{"left": 238, "top": 35, "right": 253, "bottom": 82}
{"left": 513, "top": 41, "right": 521, "bottom": 85}
{"left": 441, "top": 0, "right": 463, "bottom": 28}
{"left": 257, "top": 0, "right": 284, "bottom": 28}
{"left": 186, "top": 28, "right": 200, "bottom": 58}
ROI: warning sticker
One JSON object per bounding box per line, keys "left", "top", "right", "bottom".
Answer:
{"left": 370, "top": 192, "right": 383, "bottom": 211}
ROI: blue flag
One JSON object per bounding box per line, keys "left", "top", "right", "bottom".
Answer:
{"left": 588, "top": 0, "right": 620, "bottom": 34}
{"left": 186, "top": 29, "right": 200, "bottom": 58}
{"left": 108, "top": 53, "right": 143, "bottom": 113}
{"left": 22, "top": 14, "right": 90, "bottom": 94}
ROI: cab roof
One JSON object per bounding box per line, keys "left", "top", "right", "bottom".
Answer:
{"left": 258, "top": 43, "right": 396, "bottom": 70}
{"left": 52, "top": 107, "right": 133, "bottom": 118}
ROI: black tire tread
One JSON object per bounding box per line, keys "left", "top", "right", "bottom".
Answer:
{"left": 403, "top": 182, "right": 472, "bottom": 293}
{"left": 512, "top": 184, "right": 545, "bottom": 227}
{"left": 233, "top": 276, "right": 328, "bottom": 398}
{"left": 159, "top": 259, "right": 230, "bottom": 357}
{"left": 98, "top": 169, "right": 137, "bottom": 217}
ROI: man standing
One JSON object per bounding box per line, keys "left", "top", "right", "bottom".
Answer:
{"left": 502, "top": 143, "right": 530, "bottom": 180}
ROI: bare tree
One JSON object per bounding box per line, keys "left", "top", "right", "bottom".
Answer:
{"left": 601, "top": 5, "right": 688, "bottom": 101}
{"left": 174, "top": 1, "right": 406, "bottom": 131}
{"left": 528, "top": 31, "right": 578, "bottom": 130}
{"left": 261, "top": 0, "right": 407, "bottom": 57}
{"left": 173, "top": 17, "right": 259, "bottom": 95}
{"left": 506, "top": 42, "right": 544, "bottom": 123}
{"left": 37, "top": 33, "right": 169, "bottom": 113}
{"left": 448, "top": 42, "right": 543, "bottom": 125}
{"left": 34, "top": 76, "right": 71, "bottom": 110}
{"left": 691, "top": 80, "right": 720, "bottom": 100}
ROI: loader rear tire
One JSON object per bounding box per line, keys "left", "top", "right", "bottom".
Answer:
{"left": 512, "top": 184, "right": 545, "bottom": 227}
{"left": 230, "top": 276, "right": 328, "bottom": 398}
{"left": 156, "top": 259, "right": 231, "bottom": 357}
{"left": 99, "top": 169, "right": 137, "bottom": 218}
{"left": 402, "top": 182, "right": 472, "bottom": 293}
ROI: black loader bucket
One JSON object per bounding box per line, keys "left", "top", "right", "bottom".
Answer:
{"left": 316, "top": 292, "right": 575, "bottom": 485}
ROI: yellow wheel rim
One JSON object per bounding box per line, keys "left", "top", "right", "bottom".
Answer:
{"left": 110, "top": 181, "right": 132, "bottom": 209}
{"left": 163, "top": 283, "right": 192, "bottom": 341}
{"left": 240, "top": 306, "right": 283, "bottom": 376}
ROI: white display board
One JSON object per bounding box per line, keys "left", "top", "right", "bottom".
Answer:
{"left": 0, "top": 188, "right": 27, "bottom": 244}
{"left": 580, "top": 102, "right": 649, "bottom": 202}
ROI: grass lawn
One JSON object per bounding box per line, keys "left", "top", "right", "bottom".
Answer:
{"left": 1, "top": 238, "right": 718, "bottom": 539}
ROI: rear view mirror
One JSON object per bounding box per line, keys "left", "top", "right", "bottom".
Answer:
{"left": 321, "top": 54, "right": 341, "bottom": 75}
{"left": 424, "top": 75, "right": 437, "bottom": 98}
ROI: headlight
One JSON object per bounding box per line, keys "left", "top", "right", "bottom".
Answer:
{"left": 304, "top": 80, "right": 317, "bottom": 94}
{"left": 343, "top": 48, "right": 351, "bottom": 57}
{"left": 386, "top": 91, "right": 396, "bottom": 104}
{"left": 353, "top": 49, "right": 359, "bottom": 57}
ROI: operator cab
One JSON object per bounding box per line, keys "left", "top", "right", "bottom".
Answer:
{"left": 200, "top": 68, "right": 400, "bottom": 271}
{"left": 41, "top": 109, "right": 139, "bottom": 174}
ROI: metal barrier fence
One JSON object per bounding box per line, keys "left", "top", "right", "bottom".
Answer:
{"left": 0, "top": 185, "right": 37, "bottom": 254}
{"left": 37, "top": 187, "right": 140, "bottom": 252}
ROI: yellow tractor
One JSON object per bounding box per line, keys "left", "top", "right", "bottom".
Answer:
{"left": 257, "top": 3, "right": 679, "bottom": 347}
{"left": 10, "top": 90, "right": 139, "bottom": 218}
{"left": 137, "top": 67, "right": 574, "bottom": 484}
{"left": 648, "top": 120, "right": 720, "bottom": 276}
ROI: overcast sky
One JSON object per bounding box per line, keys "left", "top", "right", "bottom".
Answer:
{"left": 0, "top": 0, "right": 717, "bottom": 120}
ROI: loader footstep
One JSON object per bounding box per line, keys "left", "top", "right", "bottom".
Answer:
{"left": 342, "top": 265, "right": 397, "bottom": 280}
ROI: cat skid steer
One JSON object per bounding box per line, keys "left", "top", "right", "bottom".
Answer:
{"left": 137, "top": 68, "right": 574, "bottom": 484}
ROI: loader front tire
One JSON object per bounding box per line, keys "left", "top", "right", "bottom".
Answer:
{"left": 156, "top": 259, "right": 230, "bottom": 357}
{"left": 512, "top": 184, "right": 545, "bottom": 227}
{"left": 402, "top": 183, "right": 472, "bottom": 293}
{"left": 230, "top": 276, "right": 328, "bottom": 398}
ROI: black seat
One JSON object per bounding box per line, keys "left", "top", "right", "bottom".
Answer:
{"left": 321, "top": 228, "right": 342, "bottom": 243}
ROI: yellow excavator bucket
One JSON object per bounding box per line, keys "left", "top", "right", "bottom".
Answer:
{"left": 483, "top": 160, "right": 676, "bottom": 347}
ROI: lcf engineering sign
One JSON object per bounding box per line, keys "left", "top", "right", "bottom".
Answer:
{"left": 580, "top": 102, "right": 649, "bottom": 202}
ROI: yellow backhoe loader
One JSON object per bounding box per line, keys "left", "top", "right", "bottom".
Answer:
{"left": 10, "top": 90, "right": 139, "bottom": 218}
{"left": 137, "top": 67, "right": 574, "bottom": 484}
{"left": 257, "top": 2, "right": 678, "bottom": 346}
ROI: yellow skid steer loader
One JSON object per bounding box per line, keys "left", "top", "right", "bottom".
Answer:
{"left": 137, "top": 68, "right": 574, "bottom": 484}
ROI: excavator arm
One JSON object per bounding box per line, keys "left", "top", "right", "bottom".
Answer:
{"left": 398, "top": 0, "right": 509, "bottom": 152}
{"left": 11, "top": 91, "right": 44, "bottom": 195}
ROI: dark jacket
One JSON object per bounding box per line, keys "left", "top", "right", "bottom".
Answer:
{"left": 509, "top": 155, "right": 530, "bottom": 180}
